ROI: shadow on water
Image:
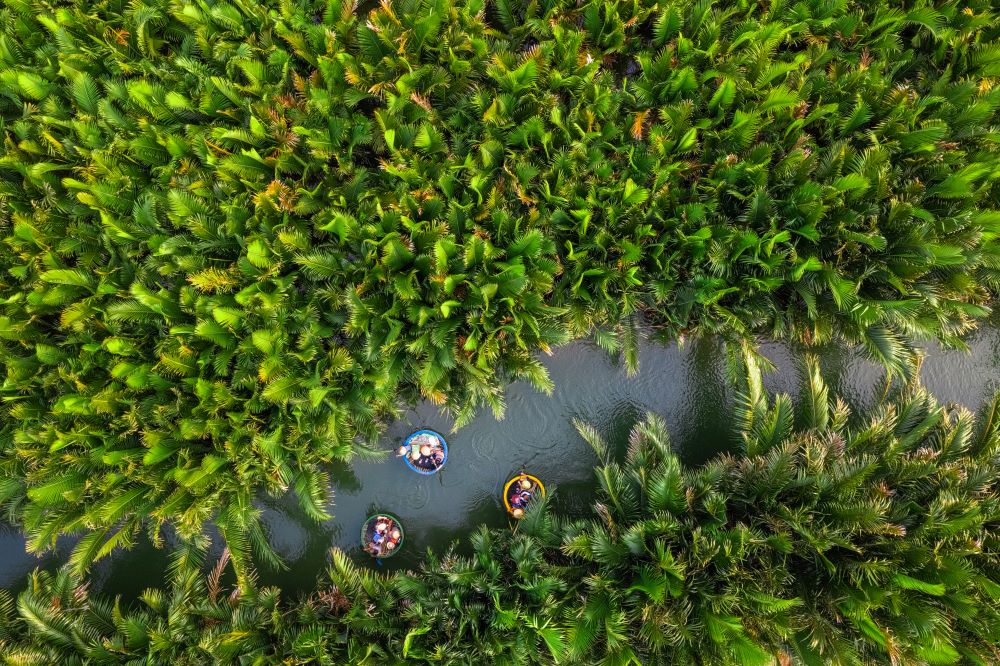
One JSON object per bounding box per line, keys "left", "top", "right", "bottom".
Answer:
{"left": 6, "top": 324, "right": 1000, "bottom": 600}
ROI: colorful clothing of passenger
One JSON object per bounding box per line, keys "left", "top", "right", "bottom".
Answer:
{"left": 510, "top": 490, "right": 532, "bottom": 508}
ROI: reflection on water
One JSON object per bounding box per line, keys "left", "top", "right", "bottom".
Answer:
{"left": 4, "top": 326, "right": 1000, "bottom": 600}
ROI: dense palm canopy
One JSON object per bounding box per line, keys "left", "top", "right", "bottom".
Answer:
{"left": 1, "top": 0, "right": 999, "bottom": 578}
{"left": 4, "top": 363, "right": 1000, "bottom": 664}
{"left": 568, "top": 358, "right": 1000, "bottom": 664}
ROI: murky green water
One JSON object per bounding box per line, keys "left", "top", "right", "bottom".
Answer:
{"left": 4, "top": 326, "right": 1000, "bottom": 600}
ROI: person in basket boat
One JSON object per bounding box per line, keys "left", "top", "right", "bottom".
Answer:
{"left": 365, "top": 517, "right": 401, "bottom": 557}
{"left": 396, "top": 433, "right": 445, "bottom": 472}
{"left": 509, "top": 476, "right": 535, "bottom": 518}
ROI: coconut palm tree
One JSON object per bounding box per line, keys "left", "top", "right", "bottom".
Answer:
{"left": 5, "top": 359, "right": 1000, "bottom": 663}
{"left": 0, "top": 0, "right": 998, "bottom": 587}
{"left": 568, "top": 354, "right": 1000, "bottom": 664}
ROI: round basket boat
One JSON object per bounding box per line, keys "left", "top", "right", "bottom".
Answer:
{"left": 361, "top": 513, "right": 404, "bottom": 559}
{"left": 503, "top": 473, "right": 546, "bottom": 519}
{"left": 400, "top": 429, "right": 448, "bottom": 475}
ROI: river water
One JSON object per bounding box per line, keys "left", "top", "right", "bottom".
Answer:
{"left": 3, "top": 325, "right": 1000, "bottom": 600}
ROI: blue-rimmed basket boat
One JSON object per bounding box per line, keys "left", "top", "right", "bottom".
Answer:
{"left": 361, "top": 513, "right": 404, "bottom": 559}
{"left": 401, "top": 429, "right": 448, "bottom": 475}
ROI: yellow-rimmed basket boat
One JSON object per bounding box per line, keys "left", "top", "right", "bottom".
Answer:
{"left": 503, "top": 473, "right": 545, "bottom": 519}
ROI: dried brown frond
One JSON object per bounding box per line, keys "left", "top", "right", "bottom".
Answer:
{"left": 515, "top": 182, "right": 537, "bottom": 205}
{"left": 594, "top": 501, "right": 614, "bottom": 532}
{"left": 254, "top": 180, "right": 298, "bottom": 212}
{"left": 73, "top": 582, "right": 89, "bottom": 605}
{"left": 859, "top": 48, "right": 872, "bottom": 71}
{"left": 107, "top": 28, "right": 130, "bottom": 46}
{"left": 273, "top": 128, "right": 300, "bottom": 152}
{"left": 207, "top": 547, "right": 231, "bottom": 603}
{"left": 378, "top": 0, "right": 398, "bottom": 22}
{"left": 292, "top": 71, "right": 309, "bottom": 99}
{"left": 275, "top": 93, "right": 303, "bottom": 109}
{"left": 368, "top": 81, "right": 392, "bottom": 97}
{"left": 804, "top": 31, "right": 827, "bottom": 46}
{"left": 410, "top": 92, "right": 432, "bottom": 112}
{"left": 313, "top": 585, "right": 352, "bottom": 614}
